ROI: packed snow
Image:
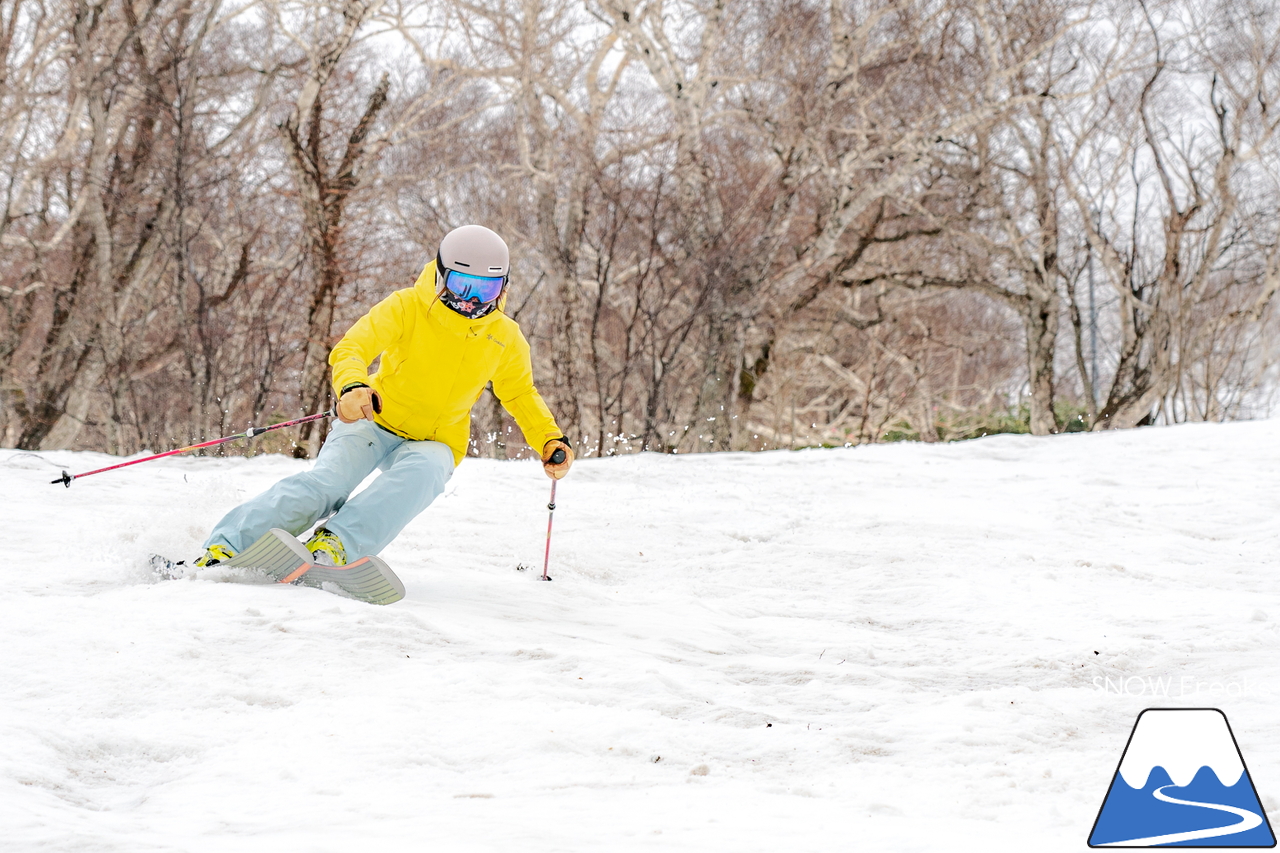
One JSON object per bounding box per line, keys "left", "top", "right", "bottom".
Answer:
{"left": 2, "top": 420, "right": 1279, "bottom": 851}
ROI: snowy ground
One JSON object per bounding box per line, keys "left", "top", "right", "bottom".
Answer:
{"left": 2, "top": 420, "right": 1279, "bottom": 852}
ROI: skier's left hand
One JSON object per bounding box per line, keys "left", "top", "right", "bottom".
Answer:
{"left": 542, "top": 438, "right": 574, "bottom": 480}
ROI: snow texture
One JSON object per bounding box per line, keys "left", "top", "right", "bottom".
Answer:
{"left": 2, "top": 420, "right": 1279, "bottom": 851}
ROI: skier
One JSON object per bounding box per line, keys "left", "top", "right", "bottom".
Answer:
{"left": 193, "top": 224, "right": 573, "bottom": 568}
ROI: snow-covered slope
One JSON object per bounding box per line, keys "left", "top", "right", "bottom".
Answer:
{"left": 2, "top": 421, "right": 1279, "bottom": 852}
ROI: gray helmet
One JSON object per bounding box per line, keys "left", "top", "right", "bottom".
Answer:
{"left": 438, "top": 224, "right": 509, "bottom": 279}
{"left": 435, "top": 225, "right": 510, "bottom": 318}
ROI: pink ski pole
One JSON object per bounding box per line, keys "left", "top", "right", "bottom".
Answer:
{"left": 539, "top": 448, "right": 566, "bottom": 581}
{"left": 50, "top": 410, "right": 335, "bottom": 487}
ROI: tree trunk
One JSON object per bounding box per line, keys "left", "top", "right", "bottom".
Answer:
{"left": 1024, "top": 293, "right": 1059, "bottom": 436}
{"left": 279, "top": 57, "right": 390, "bottom": 458}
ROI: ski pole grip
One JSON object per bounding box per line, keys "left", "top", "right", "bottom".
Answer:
{"left": 550, "top": 448, "right": 566, "bottom": 465}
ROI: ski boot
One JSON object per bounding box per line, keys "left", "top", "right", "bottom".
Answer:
{"left": 305, "top": 528, "right": 347, "bottom": 567}
{"left": 150, "top": 543, "right": 235, "bottom": 580}
{"left": 195, "top": 544, "right": 236, "bottom": 567}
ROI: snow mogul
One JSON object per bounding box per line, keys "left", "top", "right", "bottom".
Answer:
{"left": 193, "top": 224, "right": 573, "bottom": 568}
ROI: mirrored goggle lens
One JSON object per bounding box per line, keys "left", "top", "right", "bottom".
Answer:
{"left": 446, "top": 270, "right": 505, "bottom": 303}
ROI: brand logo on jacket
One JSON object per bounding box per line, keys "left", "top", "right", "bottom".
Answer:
{"left": 1088, "top": 708, "right": 1275, "bottom": 847}
{"left": 486, "top": 334, "right": 506, "bottom": 348}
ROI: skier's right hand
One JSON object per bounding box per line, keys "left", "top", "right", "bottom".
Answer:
{"left": 337, "top": 385, "right": 381, "bottom": 423}
{"left": 541, "top": 437, "right": 574, "bottom": 479}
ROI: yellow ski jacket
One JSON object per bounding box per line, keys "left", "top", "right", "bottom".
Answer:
{"left": 329, "top": 261, "right": 562, "bottom": 466}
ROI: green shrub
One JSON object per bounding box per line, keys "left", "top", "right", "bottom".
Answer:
{"left": 880, "top": 401, "right": 1091, "bottom": 443}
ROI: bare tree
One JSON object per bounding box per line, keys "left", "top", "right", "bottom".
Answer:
{"left": 1061, "top": 0, "right": 1280, "bottom": 429}
{"left": 5, "top": 0, "right": 1278, "bottom": 459}
{"left": 0, "top": 1, "right": 281, "bottom": 450}
{"left": 269, "top": 0, "right": 392, "bottom": 457}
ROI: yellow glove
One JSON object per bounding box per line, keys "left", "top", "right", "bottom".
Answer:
{"left": 541, "top": 438, "right": 574, "bottom": 480}
{"left": 337, "top": 385, "right": 381, "bottom": 424}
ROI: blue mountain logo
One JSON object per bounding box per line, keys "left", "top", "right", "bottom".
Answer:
{"left": 1089, "top": 708, "right": 1275, "bottom": 847}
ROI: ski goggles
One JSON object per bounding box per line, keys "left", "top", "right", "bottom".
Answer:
{"left": 443, "top": 269, "right": 506, "bottom": 303}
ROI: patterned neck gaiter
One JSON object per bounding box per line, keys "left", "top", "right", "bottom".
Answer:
{"left": 439, "top": 286, "right": 499, "bottom": 319}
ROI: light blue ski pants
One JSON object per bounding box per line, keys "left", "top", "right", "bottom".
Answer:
{"left": 204, "top": 419, "right": 455, "bottom": 558}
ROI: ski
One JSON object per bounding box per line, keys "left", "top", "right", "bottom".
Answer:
{"left": 153, "top": 528, "right": 406, "bottom": 606}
